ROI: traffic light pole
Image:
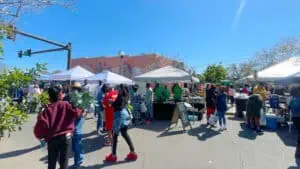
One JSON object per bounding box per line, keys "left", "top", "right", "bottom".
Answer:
{"left": 14, "top": 29, "right": 72, "bottom": 70}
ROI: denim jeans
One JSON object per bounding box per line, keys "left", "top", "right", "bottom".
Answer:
{"left": 73, "top": 117, "right": 84, "bottom": 166}
{"left": 72, "top": 134, "right": 84, "bottom": 165}
{"left": 96, "top": 111, "right": 103, "bottom": 131}
{"left": 218, "top": 111, "right": 226, "bottom": 126}
{"left": 146, "top": 101, "right": 153, "bottom": 119}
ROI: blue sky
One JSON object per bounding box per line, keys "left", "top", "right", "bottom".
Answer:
{"left": 2, "top": 0, "right": 300, "bottom": 73}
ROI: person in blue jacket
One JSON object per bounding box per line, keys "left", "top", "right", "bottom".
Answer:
{"left": 216, "top": 86, "right": 228, "bottom": 130}
{"left": 289, "top": 85, "right": 300, "bottom": 158}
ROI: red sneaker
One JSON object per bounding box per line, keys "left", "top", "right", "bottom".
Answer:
{"left": 105, "top": 154, "right": 117, "bottom": 162}
{"left": 126, "top": 152, "right": 138, "bottom": 161}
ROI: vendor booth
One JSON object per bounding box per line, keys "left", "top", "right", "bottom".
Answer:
{"left": 50, "top": 66, "right": 95, "bottom": 81}
{"left": 239, "top": 57, "right": 300, "bottom": 131}
{"left": 135, "top": 66, "right": 203, "bottom": 121}
{"left": 85, "top": 70, "right": 134, "bottom": 85}
{"left": 135, "top": 65, "right": 199, "bottom": 83}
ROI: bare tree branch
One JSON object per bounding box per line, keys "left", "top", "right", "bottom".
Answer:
{"left": 0, "top": 0, "right": 74, "bottom": 23}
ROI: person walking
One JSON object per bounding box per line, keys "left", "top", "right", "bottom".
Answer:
{"left": 216, "top": 86, "right": 228, "bottom": 130}
{"left": 103, "top": 84, "right": 119, "bottom": 146}
{"left": 145, "top": 83, "right": 154, "bottom": 121}
{"left": 206, "top": 84, "right": 217, "bottom": 125}
{"left": 289, "top": 85, "right": 300, "bottom": 158}
{"left": 71, "top": 82, "right": 86, "bottom": 168}
{"left": 33, "top": 85, "right": 83, "bottom": 169}
{"left": 95, "top": 83, "right": 107, "bottom": 134}
{"left": 105, "top": 84, "right": 138, "bottom": 162}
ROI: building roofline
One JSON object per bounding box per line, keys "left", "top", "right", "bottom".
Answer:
{"left": 71, "top": 53, "right": 163, "bottom": 61}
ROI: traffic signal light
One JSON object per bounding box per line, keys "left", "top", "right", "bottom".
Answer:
{"left": 18, "top": 50, "right": 22, "bottom": 58}
{"left": 23, "top": 49, "right": 31, "bottom": 56}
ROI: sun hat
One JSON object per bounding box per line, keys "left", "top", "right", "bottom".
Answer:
{"left": 72, "top": 82, "right": 82, "bottom": 89}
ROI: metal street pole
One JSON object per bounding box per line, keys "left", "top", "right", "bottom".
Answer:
{"left": 67, "top": 43, "right": 72, "bottom": 70}
{"left": 15, "top": 30, "right": 65, "bottom": 48}
{"left": 118, "top": 50, "right": 125, "bottom": 76}
{"left": 14, "top": 29, "right": 72, "bottom": 70}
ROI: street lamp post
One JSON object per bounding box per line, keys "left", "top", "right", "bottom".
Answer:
{"left": 119, "top": 50, "right": 125, "bottom": 75}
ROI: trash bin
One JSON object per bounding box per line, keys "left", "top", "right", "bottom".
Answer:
{"left": 235, "top": 98, "right": 248, "bottom": 118}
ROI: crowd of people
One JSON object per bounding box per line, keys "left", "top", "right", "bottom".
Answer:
{"left": 32, "top": 80, "right": 157, "bottom": 169}
{"left": 205, "top": 82, "right": 300, "bottom": 158}
{"left": 10, "top": 78, "right": 300, "bottom": 168}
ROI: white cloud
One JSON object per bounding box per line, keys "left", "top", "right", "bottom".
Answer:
{"left": 232, "top": 0, "right": 247, "bottom": 30}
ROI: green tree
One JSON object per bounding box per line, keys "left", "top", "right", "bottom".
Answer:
{"left": 202, "top": 64, "right": 227, "bottom": 83}
{"left": 0, "top": 63, "right": 47, "bottom": 140}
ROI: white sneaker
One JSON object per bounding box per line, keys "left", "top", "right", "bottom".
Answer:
{"left": 223, "top": 125, "right": 227, "bottom": 130}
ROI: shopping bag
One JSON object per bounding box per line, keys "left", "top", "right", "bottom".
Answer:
{"left": 140, "top": 102, "right": 148, "bottom": 113}
{"left": 209, "top": 114, "right": 218, "bottom": 126}
{"left": 260, "top": 109, "right": 266, "bottom": 126}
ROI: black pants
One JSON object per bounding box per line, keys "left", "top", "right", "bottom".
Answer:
{"left": 112, "top": 126, "right": 135, "bottom": 155}
{"left": 293, "top": 117, "right": 300, "bottom": 144}
{"left": 229, "top": 96, "right": 235, "bottom": 104}
{"left": 48, "top": 134, "right": 72, "bottom": 169}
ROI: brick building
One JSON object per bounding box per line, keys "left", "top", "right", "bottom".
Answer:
{"left": 70, "top": 53, "right": 184, "bottom": 78}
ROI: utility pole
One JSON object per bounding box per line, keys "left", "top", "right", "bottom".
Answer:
{"left": 118, "top": 50, "right": 125, "bottom": 76}
{"left": 11, "top": 28, "right": 72, "bottom": 70}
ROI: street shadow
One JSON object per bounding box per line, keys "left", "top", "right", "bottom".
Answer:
{"left": 40, "top": 134, "right": 105, "bottom": 164}
{"left": 157, "top": 129, "right": 186, "bottom": 138}
{"left": 82, "top": 135, "right": 105, "bottom": 155}
{"left": 276, "top": 127, "right": 297, "bottom": 147}
{"left": 0, "top": 145, "right": 40, "bottom": 159}
{"left": 227, "top": 116, "right": 245, "bottom": 122}
{"left": 82, "top": 131, "right": 97, "bottom": 138}
{"left": 134, "top": 121, "right": 169, "bottom": 133}
{"left": 188, "top": 124, "right": 221, "bottom": 141}
{"left": 238, "top": 123, "right": 258, "bottom": 140}
{"left": 287, "top": 158, "right": 300, "bottom": 169}
{"left": 80, "top": 160, "right": 134, "bottom": 169}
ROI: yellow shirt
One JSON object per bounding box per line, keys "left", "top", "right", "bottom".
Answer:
{"left": 253, "top": 86, "right": 267, "bottom": 101}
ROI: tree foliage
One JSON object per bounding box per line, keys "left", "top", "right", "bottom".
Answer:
{"left": 202, "top": 64, "right": 227, "bottom": 83}
{"left": 0, "top": 63, "right": 47, "bottom": 140}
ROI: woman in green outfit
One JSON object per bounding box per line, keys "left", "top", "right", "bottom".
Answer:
{"left": 172, "top": 83, "right": 183, "bottom": 102}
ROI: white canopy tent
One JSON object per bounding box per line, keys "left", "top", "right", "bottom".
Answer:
{"left": 134, "top": 66, "right": 199, "bottom": 83}
{"left": 50, "top": 66, "right": 94, "bottom": 81}
{"left": 85, "top": 70, "right": 134, "bottom": 85}
{"left": 245, "top": 57, "right": 300, "bottom": 81}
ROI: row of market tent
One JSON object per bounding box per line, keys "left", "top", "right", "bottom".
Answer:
{"left": 42, "top": 65, "right": 200, "bottom": 84}
{"left": 40, "top": 56, "right": 300, "bottom": 84}
{"left": 243, "top": 57, "right": 300, "bottom": 83}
